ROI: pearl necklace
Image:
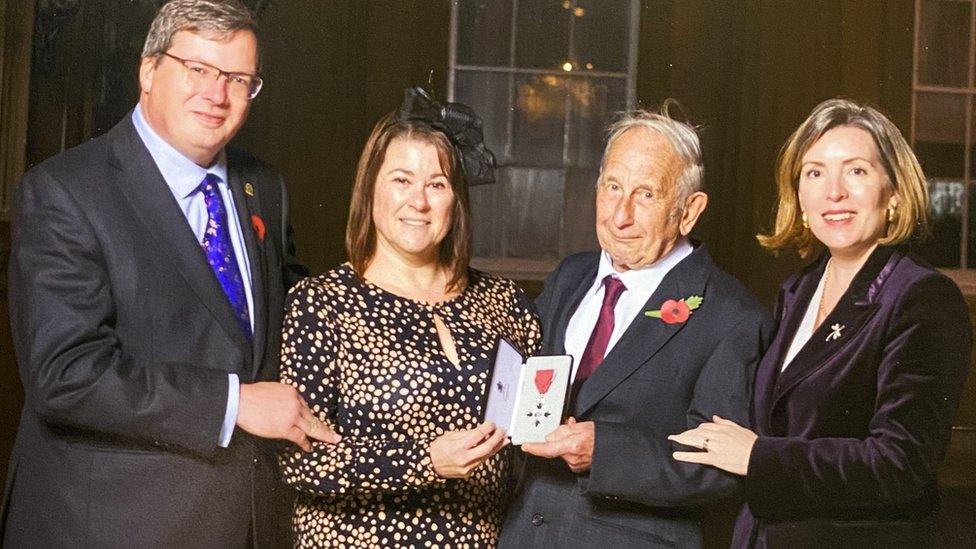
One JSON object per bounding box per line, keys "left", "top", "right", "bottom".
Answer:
{"left": 818, "top": 259, "right": 832, "bottom": 323}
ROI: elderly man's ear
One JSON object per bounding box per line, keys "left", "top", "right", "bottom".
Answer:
{"left": 678, "top": 191, "right": 708, "bottom": 236}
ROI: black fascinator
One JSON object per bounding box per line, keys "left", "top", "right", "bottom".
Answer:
{"left": 396, "top": 87, "right": 497, "bottom": 186}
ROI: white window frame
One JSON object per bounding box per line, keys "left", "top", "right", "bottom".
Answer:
{"left": 912, "top": 0, "right": 976, "bottom": 292}
{"left": 448, "top": 0, "right": 640, "bottom": 279}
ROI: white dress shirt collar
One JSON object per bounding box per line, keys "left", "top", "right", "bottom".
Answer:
{"left": 591, "top": 237, "right": 695, "bottom": 296}
{"left": 132, "top": 105, "right": 228, "bottom": 195}
{"left": 564, "top": 237, "right": 695, "bottom": 381}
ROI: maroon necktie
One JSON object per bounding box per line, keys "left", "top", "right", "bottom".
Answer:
{"left": 571, "top": 276, "right": 627, "bottom": 402}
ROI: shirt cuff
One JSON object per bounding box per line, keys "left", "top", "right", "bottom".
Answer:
{"left": 219, "top": 373, "right": 240, "bottom": 448}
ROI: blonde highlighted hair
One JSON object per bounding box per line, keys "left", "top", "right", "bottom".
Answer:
{"left": 758, "top": 98, "right": 929, "bottom": 258}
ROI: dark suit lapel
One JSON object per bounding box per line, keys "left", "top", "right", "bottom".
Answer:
{"left": 752, "top": 256, "right": 826, "bottom": 429}
{"left": 574, "top": 246, "right": 710, "bottom": 417}
{"left": 771, "top": 246, "right": 900, "bottom": 405}
{"left": 227, "top": 162, "right": 267, "bottom": 379}
{"left": 549, "top": 259, "right": 599, "bottom": 355}
{"left": 107, "top": 116, "right": 251, "bottom": 356}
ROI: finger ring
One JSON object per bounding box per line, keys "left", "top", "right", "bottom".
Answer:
{"left": 702, "top": 437, "right": 709, "bottom": 451}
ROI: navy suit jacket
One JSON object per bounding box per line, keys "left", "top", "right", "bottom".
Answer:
{"left": 733, "top": 246, "right": 972, "bottom": 548}
{"left": 500, "top": 245, "right": 773, "bottom": 549}
{"left": 1, "top": 113, "right": 305, "bottom": 548}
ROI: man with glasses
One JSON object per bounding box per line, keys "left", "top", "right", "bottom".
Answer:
{"left": 1, "top": 1, "right": 336, "bottom": 547}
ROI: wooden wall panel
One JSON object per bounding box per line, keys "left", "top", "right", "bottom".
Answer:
{"left": 232, "top": 1, "right": 368, "bottom": 274}
{"left": 0, "top": 223, "right": 17, "bottom": 485}
{"left": 5, "top": 2, "right": 970, "bottom": 541}
{"left": 235, "top": 0, "right": 452, "bottom": 275}
{"left": 0, "top": 0, "right": 34, "bottom": 219}
{"left": 0, "top": 0, "right": 33, "bottom": 486}
{"left": 728, "top": 1, "right": 914, "bottom": 304}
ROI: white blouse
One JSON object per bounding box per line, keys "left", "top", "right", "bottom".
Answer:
{"left": 781, "top": 266, "right": 829, "bottom": 371}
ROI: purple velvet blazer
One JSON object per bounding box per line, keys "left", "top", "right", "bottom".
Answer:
{"left": 733, "top": 246, "right": 972, "bottom": 548}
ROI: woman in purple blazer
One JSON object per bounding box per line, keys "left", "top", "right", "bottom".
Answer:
{"left": 669, "top": 99, "right": 972, "bottom": 548}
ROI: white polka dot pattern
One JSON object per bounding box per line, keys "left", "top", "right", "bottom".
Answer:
{"left": 280, "top": 263, "right": 541, "bottom": 547}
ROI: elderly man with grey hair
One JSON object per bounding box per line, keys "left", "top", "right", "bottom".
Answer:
{"left": 1, "top": 1, "right": 338, "bottom": 547}
{"left": 499, "top": 104, "right": 773, "bottom": 549}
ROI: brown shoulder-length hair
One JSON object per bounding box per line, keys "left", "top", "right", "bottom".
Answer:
{"left": 757, "top": 98, "right": 929, "bottom": 258}
{"left": 345, "top": 112, "right": 472, "bottom": 292}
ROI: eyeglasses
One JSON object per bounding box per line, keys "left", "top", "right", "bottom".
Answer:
{"left": 161, "top": 52, "right": 263, "bottom": 100}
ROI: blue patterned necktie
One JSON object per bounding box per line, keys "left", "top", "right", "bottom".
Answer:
{"left": 199, "top": 173, "right": 252, "bottom": 340}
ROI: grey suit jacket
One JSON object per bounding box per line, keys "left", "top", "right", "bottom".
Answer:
{"left": 1, "top": 113, "right": 304, "bottom": 548}
{"left": 500, "top": 245, "right": 773, "bottom": 549}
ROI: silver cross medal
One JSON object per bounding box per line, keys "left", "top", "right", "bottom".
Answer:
{"left": 526, "top": 401, "right": 552, "bottom": 427}
{"left": 826, "top": 323, "right": 844, "bottom": 342}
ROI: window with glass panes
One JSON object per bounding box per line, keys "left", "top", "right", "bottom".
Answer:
{"left": 449, "top": 0, "right": 639, "bottom": 278}
{"left": 911, "top": 0, "right": 976, "bottom": 269}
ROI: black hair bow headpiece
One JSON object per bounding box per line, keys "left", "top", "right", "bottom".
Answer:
{"left": 397, "top": 87, "right": 496, "bottom": 186}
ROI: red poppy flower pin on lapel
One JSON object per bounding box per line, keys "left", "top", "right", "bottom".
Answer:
{"left": 251, "top": 215, "right": 266, "bottom": 242}
{"left": 645, "top": 295, "right": 703, "bottom": 324}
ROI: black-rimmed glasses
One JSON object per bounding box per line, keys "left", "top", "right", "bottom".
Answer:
{"left": 161, "top": 52, "right": 263, "bottom": 100}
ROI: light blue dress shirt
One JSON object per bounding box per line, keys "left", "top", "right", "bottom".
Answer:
{"left": 132, "top": 106, "right": 251, "bottom": 448}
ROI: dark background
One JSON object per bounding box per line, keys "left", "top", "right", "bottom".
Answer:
{"left": 1, "top": 1, "right": 973, "bottom": 546}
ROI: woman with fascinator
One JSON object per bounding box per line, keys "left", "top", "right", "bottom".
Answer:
{"left": 278, "top": 88, "right": 541, "bottom": 547}
{"left": 669, "top": 99, "right": 972, "bottom": 547}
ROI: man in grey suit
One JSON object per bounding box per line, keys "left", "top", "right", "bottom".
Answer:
{"left": 1, "top": 1, "right": 337, "bottom": 547}
{"left": 499, "top": 106, "right": 773, "bottom": 548}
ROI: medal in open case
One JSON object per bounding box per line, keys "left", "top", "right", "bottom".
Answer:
{"left": 482, "top": 337, "right": 573, "bottom": 445}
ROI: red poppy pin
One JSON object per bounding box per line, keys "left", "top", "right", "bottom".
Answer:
{"left": 251, "top": 214, "right": 266, "bottom": 242}
{"left": 645, "top": 295, "right": 703, "bottom": 324}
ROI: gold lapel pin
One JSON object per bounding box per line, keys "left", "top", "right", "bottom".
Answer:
{"left": 244, "top": 182, "right": 254, "bottom": 196}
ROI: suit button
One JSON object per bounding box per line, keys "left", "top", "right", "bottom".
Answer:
{"left": 531, "top": 513, "right": 544, "bottom": 526}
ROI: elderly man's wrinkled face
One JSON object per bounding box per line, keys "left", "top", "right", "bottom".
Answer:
{"left": 595, "top": 127, "right": 706, "bottom": 272}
